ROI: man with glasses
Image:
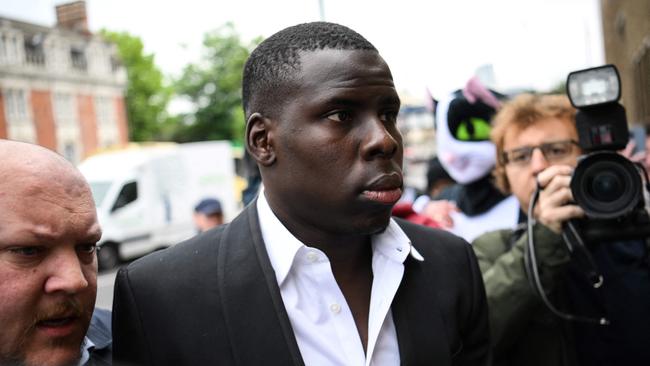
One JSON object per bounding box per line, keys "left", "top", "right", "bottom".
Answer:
{"left": 472, "top": 93, "right": 650, "bottom": 366}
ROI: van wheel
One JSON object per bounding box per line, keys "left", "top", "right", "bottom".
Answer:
{"left": 98, "top": 244, "right": 119, "bottom": 271}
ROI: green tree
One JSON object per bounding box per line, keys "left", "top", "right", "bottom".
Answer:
{"left": 173, "top": 23, "right": 257, "bottom": 144}
{"left": 101, "top": 30, "right": 171, "bottom": 141}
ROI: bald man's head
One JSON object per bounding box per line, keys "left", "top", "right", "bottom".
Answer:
{"left": 0, "top": 140, "right": 101, "bottom": 366}
{"left": 1, "top": 140, "right": 86, "bottom": 188}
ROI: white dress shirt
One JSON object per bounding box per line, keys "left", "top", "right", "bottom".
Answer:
{"left": 257, "top": 193, "right": 424, "bottom": 365}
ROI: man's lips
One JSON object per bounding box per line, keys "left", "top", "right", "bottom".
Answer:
{"left": 35, "top": 316, "right": 81, "bottom": 338}
{"left": 362, "top": 173, "right": 403, "bottom": 204}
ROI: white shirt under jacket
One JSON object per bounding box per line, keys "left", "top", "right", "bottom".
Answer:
{"left": 257, "top": 193, "right": 425, "bottom": 366}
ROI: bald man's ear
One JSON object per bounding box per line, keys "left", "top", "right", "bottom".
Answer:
{"left": 246, "top": 113, "right": 276, "bottom": 166}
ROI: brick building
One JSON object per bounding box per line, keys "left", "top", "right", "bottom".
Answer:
{"left": 0, "top": 1, "right": 128, "bottom": 163}
{"left": 600, "top": 0, "right": 650, "bottom": 126}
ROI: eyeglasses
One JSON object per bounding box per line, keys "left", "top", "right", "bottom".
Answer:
{"left": 502, "top": 140, "right": 579, "bottom": 166}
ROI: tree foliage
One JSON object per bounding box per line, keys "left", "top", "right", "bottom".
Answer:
{"left": 101, "top": 30, "right": 171, "bottom": 141}
{"left": 173, "top": 23, "right": 257, "bottom": 144}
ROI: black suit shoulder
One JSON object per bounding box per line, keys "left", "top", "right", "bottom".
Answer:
{"left": 393, "top": 218, "right": 491, "bottom": 366}
{"left": 126, "top": 224, "right": 227, "bottom": 277}
{"left": 112, "top": 223, "right": 236, "bottom": 366}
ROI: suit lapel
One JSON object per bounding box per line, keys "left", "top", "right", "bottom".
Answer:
{"left": 216, "top": 202, "right": 304, "bottom": 366}
{"left": 393, "top": 255, "right": 451, "bottom": 366}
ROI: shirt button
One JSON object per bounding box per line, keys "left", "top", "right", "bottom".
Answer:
{"left": 330, "top": 303, "right": 341, "bottom": 314}
{"left": 306, "top": 252, "right": 318, "bottom": 262}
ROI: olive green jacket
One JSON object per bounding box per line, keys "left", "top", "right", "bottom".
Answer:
{"left": 472, "top": 223, "right": 578, "bottom": 366}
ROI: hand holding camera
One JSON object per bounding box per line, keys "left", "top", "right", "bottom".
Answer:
{"left": 535, "top": 165, "right": 585, "bottom": 234}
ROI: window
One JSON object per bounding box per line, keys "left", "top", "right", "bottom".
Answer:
{"left": 0, "top": 34, "right": 21, "bottom": 63}
{"left": 0, "top": 35, "right": 6, "bottom": 62}
{"left": 62, "top": 142, "right": 77, "bottom": 163}
{"left": 4, "top": 89, "right": 28, "bottom": 123}
{"left": 53, "top": 93, "right": 76, "bottom": 127}
{"left": 70, "top": 46, "right": 87, "bottom": 71}
{"left": 111, "top": 181, "right": 138, "bottom": 212}
{"left": 110, "top": 55, "right": 122, "bottom": 73}
{"left": 95, "top": 96, "right": 118, "bottom": 147}
{"left": 95, "top": 96, "right": 112, "bottom": 127}
{"left": 24, "top": 34, "right": 45, "bottom": 66}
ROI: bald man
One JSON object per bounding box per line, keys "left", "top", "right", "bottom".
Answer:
{"left": 0, "top": 140, "right": 110, "bottom": 366}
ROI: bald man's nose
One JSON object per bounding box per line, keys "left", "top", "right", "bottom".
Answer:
{"left": 44, "top": 249, "right": 90, "bottom": 294}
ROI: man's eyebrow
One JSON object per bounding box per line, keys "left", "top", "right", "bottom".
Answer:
{"left": 378, "top": 95, "right": 401, "bottom": 107}
{"left": 320, "top": 95, "right": 400, "bottom": 108}
{"left": 321, "top": 97, "right": 363, "bottom": 108}
{"left": 30, "top": 227, "right": 103, "bottom": 244}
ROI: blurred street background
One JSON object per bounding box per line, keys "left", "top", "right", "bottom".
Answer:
{"left": 1, "top": 0, "right": 649, "bottom": 307}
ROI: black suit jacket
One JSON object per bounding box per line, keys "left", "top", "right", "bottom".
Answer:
{"left": 112, "top": 201, "right": 490, "bottom": 365}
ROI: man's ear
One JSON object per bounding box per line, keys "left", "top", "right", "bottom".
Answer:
{"left": 246, "top": 112, "right": 276, "bottom": 166}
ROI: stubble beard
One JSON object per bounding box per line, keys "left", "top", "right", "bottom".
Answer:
{"left": 0, "top": 297, "right": 88, "bottom": 366}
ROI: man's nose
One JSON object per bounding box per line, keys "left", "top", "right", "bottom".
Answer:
{"left": 361, "top": 117, "right": 400, "bottom": 160}
{"left": 44, "top": 249, "right": 89, "bottom": 294}
{"left": 530, "top": 147, "right": 550, "bottom": 175}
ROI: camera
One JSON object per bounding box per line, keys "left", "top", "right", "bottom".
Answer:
{"left": 566, "top": 64, "right": 650, "bottom": 242}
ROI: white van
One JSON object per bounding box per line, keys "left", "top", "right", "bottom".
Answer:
{"left": 78, "top": 141, "right": 238, "bottom": 270}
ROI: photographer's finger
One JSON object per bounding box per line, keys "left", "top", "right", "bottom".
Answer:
{"left": 540, "top": 186, "right": 574, "bottom": 209}
{"left": 538, "top": 204, "right": 584, "bottom": 233}
{"left": 543, "top": 175, "right": 572, "bottom": 194}
{"left": 551, "top": 204, "right": 585, "bottom": 221}
{"left": 536, "top": 165, "right": 574, "bottom": 188}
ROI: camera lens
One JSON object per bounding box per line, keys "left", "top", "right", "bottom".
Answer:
{"left": 571, "top": 151, "right": 642, "bottom": 219}
{"left": 589, "top": 171, "right": 623, "bottom": 202}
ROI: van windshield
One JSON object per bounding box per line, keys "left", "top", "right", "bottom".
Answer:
{"left": 89, "top": 182, "right": 112, "bottom": 207}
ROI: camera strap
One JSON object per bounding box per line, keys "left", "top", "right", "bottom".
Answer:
{"left": 562, "top": 220, "right": 604, "bottom": 289}
{"left": 524, "top": 184, "right": 609, "bottom": 326}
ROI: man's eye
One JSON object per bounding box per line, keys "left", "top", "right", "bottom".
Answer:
{"left": 380, "top": 111, "right": 398, "bottom": 124}
{"left": 326, "top": 111, "right": 353, "bottom": 123}
{"left": 548, "top": 146, "right": 570, "bottom": 157}
{"left": 77, "top": 243, "right": 98, "bottom": 255}
{"left": 510, "top": 151, "right": 530, "bottom": 163}
{"left": 9, "top": 246, "right": 44, "bottom": 257}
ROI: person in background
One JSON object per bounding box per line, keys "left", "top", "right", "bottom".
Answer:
{"left": 193, "top": 197, "right": 224, "bottom": 232}
{"left": 112, "top": 21, "right": 490, "bottom": 365}
{"left": 391, "top": 156, "right": 454, "bottom": 228}
{"left": 425, "top": 156, "right": 456, "bottom": 199}
{"left": 472, "top": 93, "right": 650, "bottom": 366}
{"left": 414, "top": 77, "right": 520, "bottom": 241}
{"left": 0, "top": 140, "right": 111, "bottom": 366}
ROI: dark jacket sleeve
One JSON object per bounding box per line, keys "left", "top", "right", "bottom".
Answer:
{"left": 454, "top": 239, "right": 492, "bottom": 366}
{"left": 112, "top": 267, "right": 151, "bottom": 366}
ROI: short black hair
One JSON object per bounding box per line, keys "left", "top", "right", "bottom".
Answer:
{"left": 242, "top": 21, "right": 377, "bottom": 119}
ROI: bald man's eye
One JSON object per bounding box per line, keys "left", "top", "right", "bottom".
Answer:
{"left": 76, "top": 243, "right": 97, "bottom": 265}
{"left": 77, "top": 243, "right": 97, "bottom": 255}
{"left": 6, "top": 246, "right": 46, "bottom": 266}
{"left": 10, "top": 246, "right": 44, "bottom": 257}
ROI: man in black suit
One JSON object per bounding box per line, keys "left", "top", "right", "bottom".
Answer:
{"left": 112, "top": 22, "right": 489, "bottom": 366}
